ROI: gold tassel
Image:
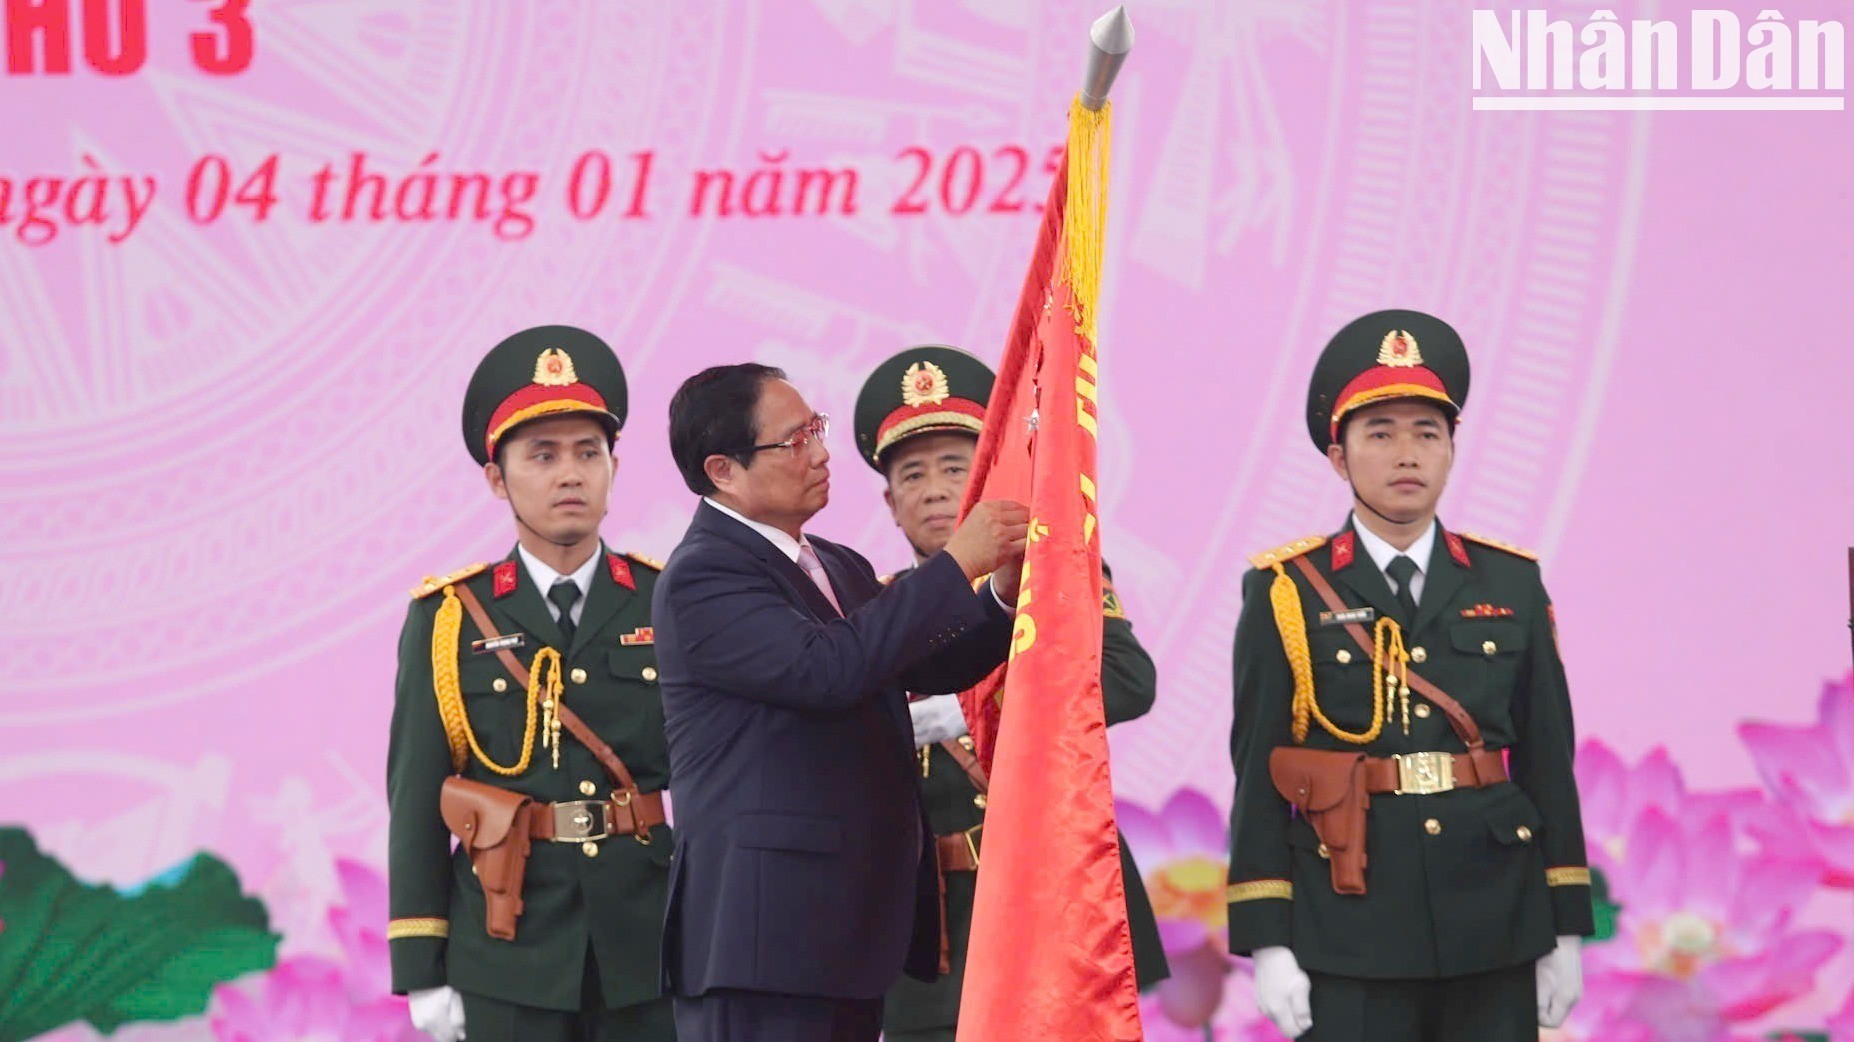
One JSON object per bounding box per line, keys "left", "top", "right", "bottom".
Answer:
{"left": 430, "top": 589, "right": 470, "bottom": 773}
{"left": 1268, "top": 564, "right": 1316, "bottom": 743}
{"left": 1063, "top": 96, "right": 1112, "bottom": 345}
{"left": 429, "top": 586, "right": 545, "bottom": 777}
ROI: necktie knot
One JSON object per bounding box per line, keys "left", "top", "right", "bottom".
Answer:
{"left": 548, "top": 581, "right": 581, "bottom": 641}
{"left": 1386, "top": 555, "right": 1420, "bottom": 618}
{"left": 547, "top": 579, "right": 581, "bottom": 616}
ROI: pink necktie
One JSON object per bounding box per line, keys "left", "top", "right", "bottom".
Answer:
{"left": 797, "top": 544, "right": 843, "bottom": 616}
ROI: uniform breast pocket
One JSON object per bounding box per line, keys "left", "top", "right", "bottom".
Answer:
{"left": 1307, "top": 631, "right": 1373, "bottom": 732}
{"left": 1448, "top": 619, "right": 1528, "bottom": 688}
{"left": 456, "top": 659, "right": 526, "bottom": 766}
{"left": 595, "top": 647, "right": 665, "bottom": 743}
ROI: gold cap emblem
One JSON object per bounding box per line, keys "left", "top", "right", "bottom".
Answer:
{"left": 533, "top": 348, "right": 579, "bottom": 386}
{"left": 1378, "top": 330, "right": 1423, "bottom": 367}
{"left": 901, "top": 360, "right": 950, "bottom": 407}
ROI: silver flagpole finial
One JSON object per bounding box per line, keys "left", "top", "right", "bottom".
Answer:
{"left": 1080, "top": 5, "right": 1134, "bottom": 111}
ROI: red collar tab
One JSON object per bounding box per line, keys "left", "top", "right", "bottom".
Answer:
{"left": 1330, "top": 530, "right": 1357, "bottom": 571}
{"left": 607, "top": 553, "right": 635, "bottom": 591}
{"left": 1445, "top": 531, "right": 1471, "bottom": 568}
{"left": 492, "top": 561, "right": 519, "bottom": 598}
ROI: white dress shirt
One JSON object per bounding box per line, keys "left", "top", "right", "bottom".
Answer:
{"left": 517, "top": 543, "right": 601, "bottom": 626}
{"left": 1349, "top": 511, "right": 1437, "bottom": 605}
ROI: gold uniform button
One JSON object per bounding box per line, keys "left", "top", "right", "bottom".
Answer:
{"left": 1481, "top": 640, "right": 1497, "bottom": 656}
{"left": 1414, "top": 703, "right": 1432, "bottom": 719}
{"left": 1410, "top": 646, "right": 1427, "bottom": 664}
{"left": 1317, "top": 842, "right": 1331, "bottom": 859}
{"left": 582, "top": 842, "right": 599, "bottom": 858}
{"left": 492, "top": 678, "right": 508, "bottom": 693}
{"left": 571, "top": 667, "right": 589, "bottom": 684}
{"left": 957, "top": 736, "right": 975, "bottom": 750}
{"left": 642, "top": 666, "right": 659, "bottom": 682}
{"left": 1516, "top": 826, "right": 1533, "bottom": 843}
{"left": 1335, "top": 649, "right": 1353, "bottom": 665}
{"left": 1424, "top": 818, "right": 1442, "bottom": 836}
{"left": 579, "top": 781, "right": 598, "bottom": 797}
{"left": 973, "top": 794, "right": 988, "bottom": 809}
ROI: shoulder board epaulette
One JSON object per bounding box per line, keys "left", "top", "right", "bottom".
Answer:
{"left": 623, "top": 551, "right": 666, "bottom": 572}
{"left": 409, "top": 562, "right": 489, "bottom": 599}
{"left": 1457, "top": 532, "right": 1540, "bottom": 561}
{"left": 1248, "top": 535, "right": 1327, "bottom": 570}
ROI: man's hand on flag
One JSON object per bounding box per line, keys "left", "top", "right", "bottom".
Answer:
{"left": 944, "top": 500, "right": 1030, "bottom": 581}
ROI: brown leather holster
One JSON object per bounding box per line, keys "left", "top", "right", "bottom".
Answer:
{"left": 439, "top": 775, "right": 534, "bottom": 940}
{"left": 1268, "top": 748, "right": 1371, "bottom": 894}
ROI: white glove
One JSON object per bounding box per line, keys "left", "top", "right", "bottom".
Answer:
{"left": 1252, "top": 946, "right": 1313, "bottom": 1038}
{"left": 408, "top": 985, "right": 466, "bottom": 1042}
{"left": 1536, "top": 934, "right": 1583, "bottom": 1027}
{"left": 908, "top": 694, "right": 970, "bottom": 748}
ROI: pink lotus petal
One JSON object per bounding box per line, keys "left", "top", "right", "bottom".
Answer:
{"left": 1156, "top": 941, "right": 1234, "bottom": 1027}
{"left": 1742, "top": 719, "right": 1851, "bottom": 812}
{"left": 1157, "top": 917, "right": 1210, "bottom": 956}
{"left": 1575, "top": 740, "right": 1630, "bottom": 836}
{"left": 1808, "top": 821, "right": 1854, "bottom": 887}
{"left": 1827, "top": 981, "right": 1854, "bottom": 1041}
{"left": 1635, "top": 747, "right": 1691, "bottom": 808}
{"left": 1622, "top": 976, "right": 1736, "bottom": 1042}
{"left": 1724, "top": 854, "right": 1824, "bottom": 940}
{"left": 1680, "top": 814, "right": 1739, "bottom": 918}
{"left": 1616, "top": 808, "right": 1688, "bottom": 915}
{"left": 335, "top": 859, "right": 389, "bottom": 921}
{"left": 1235, "top": 1019, "right": 1291, "bottom": 1042}
{"left": 1822, "top": 674, "right": 1854, "bottom": 769}
{"left": 1163, "top": 789, "right": 1230, "bottom": 858}
{"left": 1117, "top": 800, "right": 1173, "bottom": 863}
{"left": 1701, "top": 931, "right": 1841, "bottom": 1022}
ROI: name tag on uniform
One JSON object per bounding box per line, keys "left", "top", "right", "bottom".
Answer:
{"left": 1318, "top": 607, "right": 1375, "bottom": 627}
{"left": 472, "top": 633, "right": 527, "bottom": 654}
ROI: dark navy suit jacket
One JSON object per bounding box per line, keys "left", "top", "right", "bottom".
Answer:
{"left": 653, "top": 501, "right": 1013, "bottom": 1001}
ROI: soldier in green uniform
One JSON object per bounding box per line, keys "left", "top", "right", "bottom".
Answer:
{"left": 852, "top": 345, "right": 1170, "bottom": 1042}
{"left": 1224, "top": 311, "right": 1590, "bottom": 1040}
{"left": 387, "top": 326, "right": 676, "bottom": 1042}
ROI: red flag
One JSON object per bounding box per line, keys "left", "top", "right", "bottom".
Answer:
{"left": 955, "top": 99, "right": 1141, "bottom": 1042}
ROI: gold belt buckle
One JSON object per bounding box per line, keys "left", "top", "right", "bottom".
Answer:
{"left": 551, "top": 800, "right": 610, "bottom": 842}
{"left": 964, "top": 823, "right": 983, "bottom": 867}
{"left": 1394, "top": 752, "right": 1455, "bottom": 795}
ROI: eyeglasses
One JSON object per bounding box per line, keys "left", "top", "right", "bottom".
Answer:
{"left": 743, "top": 413, "right": 830, "bottom": 457}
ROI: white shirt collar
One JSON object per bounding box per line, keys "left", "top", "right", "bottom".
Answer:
{"left": 704, "top": 497, "right": 807, "bottom": 564}
{"left": 1350, "top": 511, "right": 1437, "bottom": 582}
{"left": 516, "top": 542, "right": 601, "bottom": 603}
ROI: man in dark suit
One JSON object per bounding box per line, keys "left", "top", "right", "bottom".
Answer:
{"left": 651, "top": 363, "right": 1029, "bottom": 1042}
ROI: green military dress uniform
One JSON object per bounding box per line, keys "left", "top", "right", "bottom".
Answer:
{"left": 386, "top": 326, "right": 676, "bottom": 1041}
{"left": 1224, "top": 312, "right": 1594, "bottom": 1041}
{"left": 853, "top": 346, "right": 1170, "bottom": 1042}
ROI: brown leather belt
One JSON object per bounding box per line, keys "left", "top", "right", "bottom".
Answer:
{"left": 935, "top": 824, "right": 982, "bottom": 872}
{"left": 527, "top": 791, "right": 667, "bottom": 844}
{"left": 1360, "top": 749, "right": 1507, "bottom": 796}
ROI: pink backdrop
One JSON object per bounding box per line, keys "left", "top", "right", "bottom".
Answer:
{"left": 3, "top": 1, "right": 1851, "bottom": 1039}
